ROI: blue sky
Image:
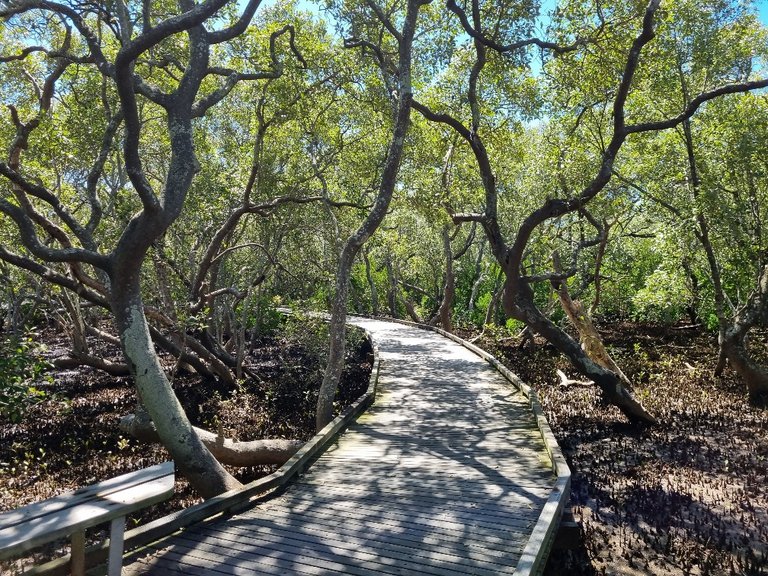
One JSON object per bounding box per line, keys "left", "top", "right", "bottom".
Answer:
{"left": 277, "top": 0, "right": 768, "bottom": 29}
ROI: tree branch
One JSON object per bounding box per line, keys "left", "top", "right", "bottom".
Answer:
{"left": 626, "top": 78, "right": 768, "bottom": 134}
{"left": 207, "top": 0, "right": 262, "bottom": 44}
{"left": 446, "top": 0, "right": 583, "bottom": 56}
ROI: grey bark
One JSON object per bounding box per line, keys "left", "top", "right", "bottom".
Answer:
{"left": 0, "top": 0, "right": 281, "bottom": 497}
{"left": 551, "top": 251, "right": 632, "bottom": 388}
{"left": 364, "top": 249, "right": 380, "bottom": 315}
{"left": 316, "top": 0, "right": 424, "bottom": 431}
{"left": 468, "top": 240, "right": 486, "bottom": 312}
{"left": 111, "top": 272, "right": 242, "bottom": 497}
{"left": 385, "top": 256, "right": 398, "bottom": 316}
{"left": 717, "top": 266, "right": 768, "bottom": 401}
{"left": 433, "top": 225, "right": 455, "bottom": 331}
{"left": 120, "top": 414, "right": 303, "bottom": 466}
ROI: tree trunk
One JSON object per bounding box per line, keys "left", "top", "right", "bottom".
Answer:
{"left": 719, "top": 336, "right": 768, "bottom": 402}
{"left": 468, "top": 241, "right": 486, "bottom": 312}
{"left": 680, "top": 116, "right": 767, "bottom": 400}
{"left": 484, "top": 272, "right": 504, "bottom": 327}
{"left": 317, "top": 0, "right": 422, "bottom": 431}
{"left": 53, "top": 354, "right": 130, "bottom": 376}
{"left": 385, "top": 256, "right": 398, "bottom": 317}
{"left": 120, "top": 414, "right": 303, "bottom": 466}
{"left": 364, "top": 249, "right": 379, "bottom": 315}
{"left": 59, "top": 290, "right": 88, "bottom": 357}
{"left": 552, "top": 251, "right": 632, "bottom": 387}
{"left": 589, "top": 220, "right": 609, "bottom": 316}
{"left": 681, "top": 258, "right": 701, "bottom": 325}
{"left": 433, "top": 225, "right": 455, "bottom": 331}
{"left": 505, "top": 280, "right": 658, "bottom": 424}
{"left": 317, "top": 248, "right": 355, "bottom": 431}
{"left": 718, "top": 265, "right": 768, "bottom": 402}
{"left": 111, "top": 275, "right": 242, "bottom": 498}
{"left": 403, "top": 297, "right": 423, "bottom": 323}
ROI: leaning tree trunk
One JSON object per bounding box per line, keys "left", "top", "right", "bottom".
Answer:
{"left": 719, "top": 335, "right": 768, "bottom": 402}
{"left": 317, "top": 247, "right": 358, "bottom": 431}
{"left": 718, "top": 265, "right": 768, "bottom": 402}
{"left": 316, "top": 0, "right": 422, "bottom": 431}
{"left": 111, "top": 273, "right": 242, "bottom": 498}
{"left": 120, "top": 413, "right": 303, "bottom": 466}
{"left": 552, "top": 251, "right": 632, "bottom": 387}
{"left": 483, "top": 272, "right": 504, "bottom": 327}
{"left": 506, "top": 281, "right": 658, "bottom": 424}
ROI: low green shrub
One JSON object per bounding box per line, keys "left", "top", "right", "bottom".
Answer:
{"left": 0, "top": 334, "right": 51, "bottom": 423}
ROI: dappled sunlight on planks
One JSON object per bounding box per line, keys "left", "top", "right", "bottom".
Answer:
{"left": 125, "top": 320, "right": 559, "bottom": 575}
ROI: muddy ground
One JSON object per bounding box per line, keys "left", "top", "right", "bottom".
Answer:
{"left": 0, "top": 318, "right": 373, "bottom": 573}
{"left": 482, "top": 323, "right": 768, "bottom": 576}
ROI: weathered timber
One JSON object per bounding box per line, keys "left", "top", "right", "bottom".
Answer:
{"left": 121, "top": 319, "right": 569, "bottom": 576}
{"left": 0, "top": 462, "right": 174, "bottom": 576}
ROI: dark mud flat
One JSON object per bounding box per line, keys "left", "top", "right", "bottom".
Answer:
{"left": 0, "top": 324, "right": 373, "bottom": 573}
{"left": 484, "top": 324, "right": 768, "bottom": 576}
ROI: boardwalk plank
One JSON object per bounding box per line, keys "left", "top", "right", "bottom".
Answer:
{"left": 132, "top": 542, "right": 363, "bottom": 576}
{"left": 124, "top": 319, "right": 562, "bottom": 575}
{"left": 239, "top": 506, "right": 526, "bottom": 558}
{"left": 292, "top": 477, "right": 551, "bottom": 501}
{"left": 178, "top": 521, "right": 509, "bottom": 576}
{"left": 147, "top": 530, "right": 479, "bottom": 576}
{"left": 247, "top": 501, "right": 528, "bottom": 551}
{"left": 253, "top": 493, "right": 538, "bottom": 534}
{"left": 246, "top": 501, "right": 531, "bottom": 547}
{"left": 265, "top": 486, "right": 544, "bottom": 524}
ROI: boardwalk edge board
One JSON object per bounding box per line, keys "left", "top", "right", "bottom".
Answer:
{"left": 390, "top": 318, "right": 572, "bottom": 576}
{"left": 24, "top": 323, "right": 381, "bottom": 576}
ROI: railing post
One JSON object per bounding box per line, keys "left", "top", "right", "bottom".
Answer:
{"left": 107, "top": 517, "right": 126, "bottom": 576}
{"left": 70, "top": 530, "right": 86, "bottom": 576}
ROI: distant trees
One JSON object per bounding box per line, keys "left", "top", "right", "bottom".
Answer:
{"left": 406, "top": 0, "right": 768, "bottom": 418}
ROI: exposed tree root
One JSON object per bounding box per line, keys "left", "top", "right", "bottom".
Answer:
{"left": 120, "top": 414, "right": 304, "bottom": 466}
{"left": 53, "top": 354, "right": 130, "bottom": 376}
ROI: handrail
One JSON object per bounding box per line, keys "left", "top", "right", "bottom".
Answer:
{"left": 26, "top": 323, "right": 381, "bottom": 576}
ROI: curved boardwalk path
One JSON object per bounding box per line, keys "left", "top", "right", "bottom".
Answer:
{"left": 124, "top": 319, "right": 566, "bottom": 575}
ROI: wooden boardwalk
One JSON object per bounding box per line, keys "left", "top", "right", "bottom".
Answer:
{"left": 124, "top": 319, "right": 567, "bottom": 575}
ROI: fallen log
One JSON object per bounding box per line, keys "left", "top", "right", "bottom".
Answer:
{"left": 120, "top": 414, "right": 304, "bottom": 466}
{"left": 53, "top": 354, "right": 130, "bottom": 376}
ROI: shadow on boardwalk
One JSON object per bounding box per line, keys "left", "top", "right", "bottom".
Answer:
{"left": 125, "top": 319, "right": 558, "bottom": 575}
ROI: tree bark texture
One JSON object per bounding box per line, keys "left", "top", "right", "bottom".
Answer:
{"left": 505, "top": 281, "right": 658, "bottom": 424}
{"left": 316, "top": 0, "right": 423, "bottom": 431}
{"left": 718, "top": 265, "right": 768, "bottom": 401}
{"left": 433, "top": 225, "right": 455, "bottom": 331}
{"left": 552, "top": 251, "right": 632, "bottom": 387}
{"left": 111, "top": 277, "right": 242, "bottom": 497}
